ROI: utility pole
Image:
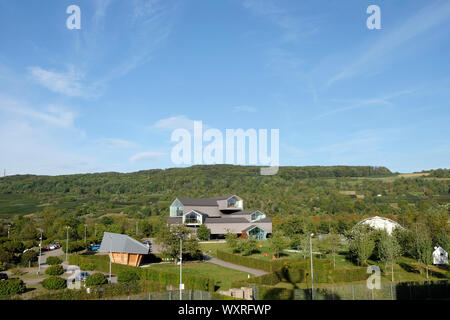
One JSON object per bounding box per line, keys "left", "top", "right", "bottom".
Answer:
{"left": 109, "top": 234, "right": 112, "bottom": 284}
{"left": 38, "top": 229, "right": 43, "bottom": 275}
{"left": 310, "top": 233, "right": 315, "bottom": 300}
{"left": 178, "top": 233, "right": 184, "bottom": 300}
{"left": 65, "top": 226, "right": 70, "bottom": 262}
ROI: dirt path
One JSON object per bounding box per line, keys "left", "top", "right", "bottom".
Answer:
{"left": 203, "top": 254, "right": 268, "bottom": 277}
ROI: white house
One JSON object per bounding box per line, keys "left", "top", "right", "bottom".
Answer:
{"left": 355, "top": 216, "right": 404, "bottom": 235}
{"left": 433, "top": 246, "right": 448, "bottom": 265}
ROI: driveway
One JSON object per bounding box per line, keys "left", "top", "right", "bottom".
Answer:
{"left": 203, "top": 254, "right": 268, "bottom": 277}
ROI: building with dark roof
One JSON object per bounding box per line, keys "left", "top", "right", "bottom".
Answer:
{"left": 168, "top": 195, "right": 272, "bottom": 239}
{"left": 99, "top": 232, "right": 150, "bottom": 266}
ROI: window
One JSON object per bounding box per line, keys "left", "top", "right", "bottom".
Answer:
{"left": 227, "top": 198, "right": 237, "bottom": 208}
{"left": 184, "top": 212, "right": 199, "bottom": 224}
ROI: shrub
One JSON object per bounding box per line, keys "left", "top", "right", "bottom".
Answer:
{"left": 45, "top": 264, "right": 64, "bottom": 276}
{"left": 46, "top": 256, "right": 62, "bottom": 266}
{"left": 0, "top": 250, "right": 14, "bottom": 264}
{"left": 42, "top": 276, "right": 67, "bottom": 290}
{"left": 85, "top": 273, "right": 108, "bottom": 286}
{"left": 118, "top": 270, "right": 140, "bottom": 283}
{"left": 0, "top": 278, "right": 27, "bottom": 296}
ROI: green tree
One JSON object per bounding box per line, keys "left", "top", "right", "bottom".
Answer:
{"left": 348, "top": 225, "right": 375, "bottom": 266}
{"left": 269, "top": 231, "right": 289, "bottom": 258}
{"left": 225, "top": 232, "right": 239, "bottom": 253}
{"left": 154, "top": 224, "right": 200, "bottom": 263}
{"left": 415, "top": 231, "right": 433, "bottom": 279}
{"left": 377, "top": 231, "right": 401, "bottom": 281}
{"left": 197, "top": 224, "right": 211, "bottom": 241}
{"left": 238, "top": 237, "right": 257, "bottom": 256}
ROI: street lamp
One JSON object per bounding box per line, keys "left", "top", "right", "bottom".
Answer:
{"left": 65, "top": 226, "right": 70, "bottom": 262}
{"left": 109, "top": 234, "right": 113, "bottom": 284}
{"left": 84, "top": 224, "right": 87, "bottom": 245}
{"left": 37, "top": 229, "right": 43, "bottom": 275}
{"left": 178, "top": 233, "right": 185, "bottom": 300}
{"left": 310, "top": 233, "right": 314, "bottom": 300}
{"left": 7, "top": 224, "right": 10, "bottom": 239}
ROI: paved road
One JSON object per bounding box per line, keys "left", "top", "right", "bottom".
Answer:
{"left": 203, "top": 254, "right": 268, "bottom": 277}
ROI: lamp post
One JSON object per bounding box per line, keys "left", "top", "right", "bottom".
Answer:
{"left": 65, "top": 226, "right": 70, "bottom": 262}
{"left": 94, "top": 223, "right": 97, "bottom": 238}
{"left": 7, "top": 224, "right": 10, "bottom": 239}
{"left": 109, "top": 234, "right": 112, "bottom": 284}
{"left": 310, "top": 233, "right": 314, "bottom": 300}
{"left": 178, "top": 233, "right": 185, "bottom": 300}
{"left": 37, "top": 229, "right": 43, "bottom": 275}
{"left": 84, "top": 224, "right": 87, "bottom": 245}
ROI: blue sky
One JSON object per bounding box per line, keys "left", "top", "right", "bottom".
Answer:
{"left": 0, "top": 0, "right": 449, "bottom": 175}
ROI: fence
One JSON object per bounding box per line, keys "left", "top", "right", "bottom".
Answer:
{"left": 255, "top": 280, "right": 450, "bottom": 300}
{"left": 110, "top": 290, "right": 212, "bottom": 300}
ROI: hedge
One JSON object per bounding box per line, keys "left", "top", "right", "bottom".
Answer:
{"left": 32, "top": 280, "right": 165, "bottom": 300}
{"left": 69, "top": 254, "right": 215, "bottom": 292}
{"left": 118, "top": 270, "right": 140, "bottom": 283}
{"left": 0, "top": 278, "right": 27, "bottom": 296}
{"left": 217, "top": 250, "right": 281, "bottom": 272}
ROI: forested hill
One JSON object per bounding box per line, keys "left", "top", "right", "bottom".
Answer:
{"left": 0, "top": 164, "right": 449, "bottom": 234}
{"left": 0, "top": 165, "right": 393, "bottom": 195}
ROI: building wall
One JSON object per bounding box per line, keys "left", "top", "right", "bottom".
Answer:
{"left": 109, "top": 252, "right": 143, "bottom": 267}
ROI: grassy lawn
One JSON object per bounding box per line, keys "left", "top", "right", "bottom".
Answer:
{"left": 147, "top": 262, "right": 251, "bottom": 291}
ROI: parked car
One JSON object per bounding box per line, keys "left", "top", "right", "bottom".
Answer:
{"left": 49, "top": 244, "right": 57, "bottom": 250}
{"left": 88, "top": 245, "right": 100, "bottom": 251}
{"left": 0, "top": 273, "right": 8, "bottom": 281}
{"left": 42, "top": 246, "right": 50, "bottom": 251}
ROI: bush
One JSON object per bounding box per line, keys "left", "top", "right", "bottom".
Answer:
{"left": 118, "top": 270, "right": 140, "bottom": 283}
{"left": 197, "top": 224, "right": 211, "bottom": 241}
{"left": 0, "top": 250, "right": 14, "bottom": 264}
{"left": 45, "top": 264, "right": 64, "bottom": 276}
{"left": 46, "top": 256, "right": 62, "bottom": 266}
{"left": 42, "top": 276, "right": 67, "bottom": 290}
{"left": 0, "top": 278, "right": 27, "bottom": 296}
{"left": 85, "top": 273, "right": 108, "bottom": 286}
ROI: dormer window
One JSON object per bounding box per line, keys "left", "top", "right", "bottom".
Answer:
{"left": 227, "top": 198, "right": 237, "bottom": 208}
{"left": 183, "top": 210, "right": 202, "bottom": 225}
{"left": 250, "top": 211, "right": 266, "bottom": 222}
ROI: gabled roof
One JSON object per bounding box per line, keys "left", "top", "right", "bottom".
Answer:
{"left": 99, "top": 232, "right": 149, "bottom": 254}
{"left": 176, "top": 195, "right": 240, "bottom": 206}
{"left": 204, "top": 217, "right": 249, "bottom": 224}
{"left": 242, "top": 225, "right": 263, "bottom": 233}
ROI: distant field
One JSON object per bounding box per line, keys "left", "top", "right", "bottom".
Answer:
{"left": 398, "top": 172, "right": 430, "bottom": 178}
{"left": 0, "top": 194, "right": 41, "bottom": 216}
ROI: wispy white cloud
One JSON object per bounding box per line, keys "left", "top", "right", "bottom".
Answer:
{"left": 233, "top": 105, "right": 257, "bottom": 113}
{"left": 317, "top": 89, "right": 415, "bottom": 118}
{"left": 242, "top": 0, "right": 319, "bottom": 42}
{"left": 327, "top": 1, "right": 450, "bottom": 86}
{"left": 153, "top": 115, "right": 197, "bottom": 131}
{"left": 129, "top": 151, "right": 166, "bottom": 163}
{"left": 0, "top": 95, "right": 77, "bottom": 128}
{"left": 28, "top": 66, "right": 97, "bottom": 98}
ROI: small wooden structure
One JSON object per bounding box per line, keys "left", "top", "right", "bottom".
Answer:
{"left": 99, "top": 232, "right": 149, "bottom": 267}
